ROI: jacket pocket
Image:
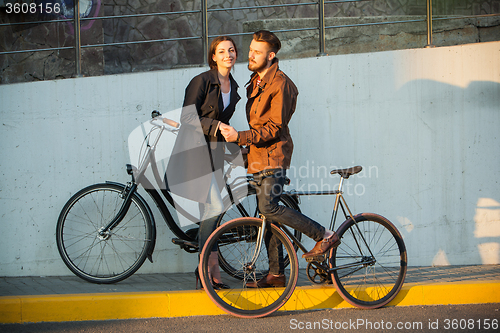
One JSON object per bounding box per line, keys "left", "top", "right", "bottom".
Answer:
{"left": 267, "top": 143, "right": 278, "bottom": 167}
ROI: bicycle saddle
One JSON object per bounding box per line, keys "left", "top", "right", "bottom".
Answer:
{"left": 330, "top": 166, "right": 362, "bottom": 178}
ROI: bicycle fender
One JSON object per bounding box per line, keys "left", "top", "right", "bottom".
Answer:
{"left": 105, "top": 181, "right": 157, "bottom": 263}
{"left": 337, "top": 213, "right": 374, "bottom": 229}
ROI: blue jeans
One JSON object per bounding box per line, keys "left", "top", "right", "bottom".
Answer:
{"left": 255, "top": 169, "right": 326, "bottom": 275}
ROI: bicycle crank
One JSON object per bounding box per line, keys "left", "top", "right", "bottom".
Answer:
{"left": 306, "top": 260, "right": 332, "bottom": 284}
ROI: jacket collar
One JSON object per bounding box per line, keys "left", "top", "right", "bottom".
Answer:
{"left": 207, "top": 68, "right": 219, "bottom": 84}
{"left": 246, "top": 58, "right": 280, "bottom": 88}
{"left": 260, "top": 58, "right": 279, "bottom": 87}
{"left": 208, "top": 68, "right": 239, "bottom": 88}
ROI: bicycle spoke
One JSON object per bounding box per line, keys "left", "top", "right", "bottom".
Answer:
{"left": 217, "top": 190, "right": 301, "bottom": 280}
{"left": 331, "top": 214, "right": 407, "bottom": 309}
{"left": 201, "top": 218, "right": 298, "bottom": 318}
{"left": 57, "top": 184, "right": 152, "bottom": 283}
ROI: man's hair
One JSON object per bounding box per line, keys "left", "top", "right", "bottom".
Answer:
{"left": 208, "top": 36, "right": 238, "bottom": 70}
{"left": 253, "top": 30, "right": 281, "bottom": 54}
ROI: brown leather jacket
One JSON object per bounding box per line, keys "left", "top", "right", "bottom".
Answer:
{"left": 238, "top": 59, "right": 298, "bottom": 174}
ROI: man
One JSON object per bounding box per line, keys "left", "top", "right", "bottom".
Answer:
{"left": 220, "top": 30, "right": 340, "bottom": 288}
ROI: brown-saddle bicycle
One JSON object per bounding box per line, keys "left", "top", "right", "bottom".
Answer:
{"left": 199, "top": 166, "right": 407, "bottom": 318}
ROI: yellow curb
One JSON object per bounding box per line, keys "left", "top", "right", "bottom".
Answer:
{"left": 390, "top": 280, "right": 500, "bottom": 307}
{"left": 1, "top": 281, "right": 499, "bottom": 324}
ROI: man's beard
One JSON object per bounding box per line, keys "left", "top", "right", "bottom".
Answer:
{"left": 248, "top": 59, "right": 268, "bottom": 73}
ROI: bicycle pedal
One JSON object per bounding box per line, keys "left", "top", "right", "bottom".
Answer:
{"left": 171, "top": 238, "right": 183, "bottom": 245}
{"left": 304, "top": 255, "right": 326, "bottom": 263}
{"left": 172, "top": 238, "right": 199, "bottom": 252}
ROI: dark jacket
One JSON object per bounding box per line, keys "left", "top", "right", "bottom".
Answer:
{"left": 166, "top": 69, "right": 241, "bottom": 202}
{"left": 183, "top": 69, "right": 240, "bottom": 139}
{"left": 238, "top": 59, "right": 298, "bottom": 174}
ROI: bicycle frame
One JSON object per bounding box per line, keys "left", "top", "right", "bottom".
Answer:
{"left": 99, "top": 115, "right": 252, "bottom": 247}
{"left": 250, "top": 173, "right": 377, "bottom": 274}
{"left": 98, "top": 119, "right": 178, "bottom": 236}
{"left": 289, "top": 175, "right": 354, "bottom": 231}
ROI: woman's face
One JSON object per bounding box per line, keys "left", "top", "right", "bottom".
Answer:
{"left": 212, "top": 40, "right": 237, "bottom": 71}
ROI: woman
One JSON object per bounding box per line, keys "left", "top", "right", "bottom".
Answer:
{"left": 169, "top": 36, "right": 240, "bottom": 289}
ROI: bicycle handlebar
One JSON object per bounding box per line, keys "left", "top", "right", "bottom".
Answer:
{"left": 162, "top": 117, "right": 180, "bottom": 128}
{"left": 150, "top": 110, "right": 180, "bottom": 130}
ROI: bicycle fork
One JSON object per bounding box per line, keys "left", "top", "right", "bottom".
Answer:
{"left": 244, "top": 215, "right": 268, "bottom": 278}
{"left": 97, "top": 123, "right": 161, "bottom": 238}
{"left": 98, "top": 144, "right": 152, "bottom": 237}
{"left": 98, "top": 181, "right": 138, "bottom": 238}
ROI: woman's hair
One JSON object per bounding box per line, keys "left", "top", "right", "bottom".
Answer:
{"left": 253, "top": 30, "right": 281, "bottom": 54}
{"left": 208, "top": 36, "right": 238, "bottom": 69}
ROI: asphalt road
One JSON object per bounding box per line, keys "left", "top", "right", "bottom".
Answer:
{"left": 1, "top": 303, "right": 499, "bottom": 333}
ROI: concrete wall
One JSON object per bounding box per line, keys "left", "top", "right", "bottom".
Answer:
{"left": 0, "top": 41, "right": 499, "bottom": 277}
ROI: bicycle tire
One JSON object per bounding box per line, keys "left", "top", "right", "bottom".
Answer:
{"left": 330, "top": 213, "right": 407, "bottom": 309}
{"left": 200, "top": 217, "right": 298, "bottom": 318}
{"left": 217, "top": 187, "right": 302, "bottom": 279}
{"left": 56, "top": 183, "right": 154, "bottom": 284}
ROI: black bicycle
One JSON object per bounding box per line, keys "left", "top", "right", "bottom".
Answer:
{"left": 56, "top": 111, "right": 301, "bottom": 284}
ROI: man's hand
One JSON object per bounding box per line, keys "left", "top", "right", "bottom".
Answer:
{"left": 220, "top": 123, "right": 239, "bottom": 142}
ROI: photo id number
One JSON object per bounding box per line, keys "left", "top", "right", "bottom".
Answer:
{"left": 443, "top": 318, "right": 498, "bottom": 330}
{"left": 5, "top": 2, "right": 61, "bottom": 14}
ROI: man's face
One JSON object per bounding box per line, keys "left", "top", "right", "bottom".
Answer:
{"left": 248, "top": 39, "right": 274, "bottom": 73}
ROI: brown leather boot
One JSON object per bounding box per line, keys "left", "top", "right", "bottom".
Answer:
{"left": 246, "top": 274, "right": 286, "bottom": 288}
{"left": 302, "top": 233, "right": 341, "bottom": 258}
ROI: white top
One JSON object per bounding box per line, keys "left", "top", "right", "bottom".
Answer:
{"left": 222, "top": 88, "right": 231, "bottom": 111}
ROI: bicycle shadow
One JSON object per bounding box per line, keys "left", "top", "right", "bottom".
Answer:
{"left": 280, "top": 285, "right": 351, "bottom": 312}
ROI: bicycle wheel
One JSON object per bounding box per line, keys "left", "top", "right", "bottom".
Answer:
{"left": 330, "top": 213, "right": 407, "bottom": 309}
{"left": 217, "top": 187, "right": 302, "bottom": 279}
{"left": 56, "top": 183, "right": 154, "bottom": 284}
{"left": 200, "top": 217, "right": 298, "bottom": 318}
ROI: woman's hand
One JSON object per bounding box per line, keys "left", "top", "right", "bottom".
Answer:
{"left": 220, "top": 123, "right": 239, "bottom": 142}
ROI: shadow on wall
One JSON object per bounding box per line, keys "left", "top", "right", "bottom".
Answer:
{"left": 473, "top": 198, "right": 500, "bottom": 264}
{"left": 391, "top": 79, "right": 500, "bottom": 266}
{"left": 431, "top": 198, "right": 500, "bottom": 265}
